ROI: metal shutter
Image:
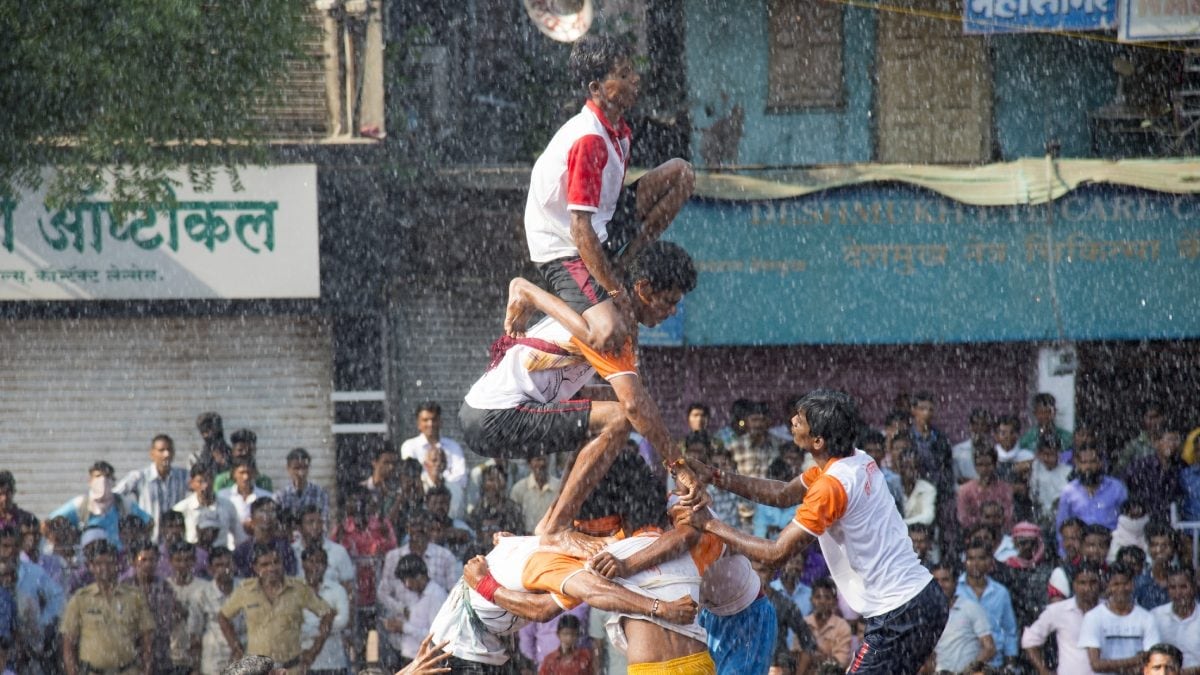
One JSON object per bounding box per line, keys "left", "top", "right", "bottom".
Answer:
{"left": 0, "top": 315, "right": 334, "bottom": 519}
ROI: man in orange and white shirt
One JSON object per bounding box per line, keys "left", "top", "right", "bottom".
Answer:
{"left": 460, "top": 241, "right": 703, "bottom": 543}
{"left": 680, "top": 389, "right": 949, "bottom": 675}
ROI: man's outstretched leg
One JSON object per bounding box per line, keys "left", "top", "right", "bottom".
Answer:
{"left": 535, "top": 400, "right": 630, "bottom": 538}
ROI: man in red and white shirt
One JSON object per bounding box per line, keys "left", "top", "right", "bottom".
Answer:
{"left": 505, "top": 34, "right": 695, "bottom": 356}
{"left": 680, "top": 389, "right": 949, "bottom": 675}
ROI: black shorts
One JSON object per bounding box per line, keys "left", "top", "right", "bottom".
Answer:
{"left": 459, "top": 400, "right": 591, "bottom": 459}
{"left": 848, "top": 579, "right": 949, "bottom": 675}
{"left": 535, "top": 181, "right": 642, "bottom": 315}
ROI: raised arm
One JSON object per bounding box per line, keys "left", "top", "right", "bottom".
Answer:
{"left": 689, "top": 457, "right": 808, "bottom": 508}
{"left": 682, "top": 507, "right": 814, "bottom": 568}
{"left": 607, "top": 374, "right": 700, "bottom": 502}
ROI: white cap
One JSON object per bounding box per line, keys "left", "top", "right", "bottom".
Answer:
{"left": 699, "top": 554, "right": 761, "bottom": 617}
{"left": 80, "top": 527, "right": 108, "bottom": 548}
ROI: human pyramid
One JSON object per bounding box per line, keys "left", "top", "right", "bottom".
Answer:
{"left": 421, "top": 34, "right": 949, "bottom": 675}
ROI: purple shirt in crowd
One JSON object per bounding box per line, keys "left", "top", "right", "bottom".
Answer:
{"left": 1054, "top": 475, "right": 1127, "bottom": 553}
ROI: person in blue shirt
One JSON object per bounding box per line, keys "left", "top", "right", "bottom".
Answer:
{"left": 956, "top": 538, "right": 1018, "bottom": 669}
{"left": 48, "top": 461, "right": 151, "bottom": 551}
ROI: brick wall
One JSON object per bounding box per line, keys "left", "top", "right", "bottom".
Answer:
{"left": 639, "top": 342, "right": 1040, "bottom": 443}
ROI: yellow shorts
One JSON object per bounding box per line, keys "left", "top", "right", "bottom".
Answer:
{"left": 627, "top": 651, "right": 717, "bottom": 675}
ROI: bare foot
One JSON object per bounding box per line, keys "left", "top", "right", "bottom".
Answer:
{"left": 504, "top": 278, "right": 534, "bottom": 338}
{"left": 537, "top": 529, "right": 613, "bottom": 559}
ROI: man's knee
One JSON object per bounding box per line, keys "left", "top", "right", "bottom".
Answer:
{"left": 661, "top": 158, "right": 695, "bottom": 195}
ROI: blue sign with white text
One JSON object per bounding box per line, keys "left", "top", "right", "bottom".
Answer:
{"left": 663, "top": 186, "right": 1200, "bottom": 345}
{"left": 963, "top": 0, "right": 1115, "bottom": 34}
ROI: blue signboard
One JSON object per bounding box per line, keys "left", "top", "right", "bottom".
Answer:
{"left": 964, "top": 0, "right": 1115, "bottom": 34}
{"left": 663, "top": 185, "right": 1200, "bottom": 345}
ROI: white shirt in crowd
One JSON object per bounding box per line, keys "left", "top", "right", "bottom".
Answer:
{"left": 1151, "top": 602, "right": 1200, "bottom": 670}
{"left": 401, "top": 434, "right": 469, "bottom": 487}
{"left": 935, "top": 597, "right": 993, "bottom": 673}
{"left": 301, "top": 579, "right": 350, "bottom": 671}
{"left": 1077, "top": 602, "right": 1160, "bottom": 668}
{"left": 1030, "top": 460, "right": 1072, "bottom": 518}
{"left": 379, "top": 579, "right": 448, "bottom": 659}
{"left": 173, "top": 494, "right": 239, "bottom": 549}
{"left": 217, "top": 486, "right": 275, "bottom": 546}
{"left": 377, "top": 544, "right": 461, "bottom": 604}
{"left": 292, "top": 537, "right": 355, "bottom": 589}
{"left": 1021, "top": 596, "right": 1096, "bottom": 675}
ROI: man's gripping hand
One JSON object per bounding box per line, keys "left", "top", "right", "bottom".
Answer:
{"left": 673, "top": 502, "right": 712, "bottom": 530}
{"left": 659, "top": 596, "right": 699, "bottom": 624}
{"left": 672, "top": 466, "right": 708, "bottom": 510}
{"left": 587, "top": 552, "right": 627, "bottom": 580}
{"left": 464, "top": 555, "right": 490, "bottom": 588}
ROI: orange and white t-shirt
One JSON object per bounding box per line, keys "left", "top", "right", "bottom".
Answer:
{"left": 464, "top": 316, "right": 637, "bottom": 410}
{"left": 793, "top": 450, "right": 932, "bottom": 618}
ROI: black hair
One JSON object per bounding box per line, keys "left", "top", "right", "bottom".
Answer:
{"left": 131, "top": 540, "right": 159, "bottom": 558}
{"left": 230, "top": 429, "right": 257, "bottom": 445}
{"left": 0, "top": 526, "right": 15, "bottom": 543}
{"left": 883, "top": 410, "right": 910, "bottom": 427}
{"left": 209, "top": 546, "right": 233, "bottom": 562}
{"left": 190, "top": 463, "right": 214, "bottom": 478}
{"left": 857, "top": 429, "right": 885, "bottom": 448}
{"left": 964, "top": 537, "right": 992, "bottom": 556}
{"left": 972, "top": 444, "right": 999, "bottom": 464}
{"left": 1145, "top": 520, "right": 1177, "bottom": 544}
{"left": 481, "top": 463, "right": 508, "bottom": 482}
{"left": 301, "top": 543, "right": 328, "bottom": 563}
{"left": 556, "top": 614, "right": 582, "bottom": 632}
{"left": 577, "top": 449, "right": 663, "bottom": 530}
{"left": 796, "top": 390, "right": 860, "bottom": 457}
{"left": 425, "top": 484, "right": 452, "bottom": 500}
{"left": 1144, "top": 644, "right": 1183, "bottom": 669}
{"left": 1164, "top": 561, "right": 1196, "bottom": 583}
{"left": 1115, "top": 545, "right": 1146, "bottom": 565}
{"left": 0, "top": 471, "right": 14, "bottom": 492}
{"left": 994, "top": 414, "right": 1021, "bottom": 433}
{"left": 968, "top": 408, "right": 993, "bottom": 424}
{"left": 908, "top": 522, "right": 932, "bottom": 537}
{"left": 416, "top": 401, "right": 442, "bottom": 417}
{"left": 160, "top": 510, "right": 185, "bottom": 526}
{"left": 196, "top": 412, "right": 223, "bottom": 432}
{"left": 812, "top": 576, "right": 838, "bottom": 595}
{"left": 90, "top": 461, "right": 116, "bottom": 478}
{"left": 930, "top": 559, "right": 960, "bottom": 577}
{"left": 286, "top": 447, "right": 311, "bottom": 464}
{"left": 1083, "top": 523, "right": 1112, "bottom": 541}
{"left": 151, "top": 433, "right": 174, "bottom": 449}
{"left": 251, "top": 543, "right": 278, "bottom": 565}
{"left": 398, "top": 457, "right": 423, "bottom": 479}
{"left": 912, "top": 391, "right": 935, "bottom": 405}
{"left": 169, "top": 540, "right": 195, "bottom": 556}
{"left": 1036, "top": 433, "right": 1061, "bottom": 452}
{"left": 394, "top": 553, "right": 428, "bottom": 579}
{"left": 1106, "top": 562, "right": 1135, "bottom": 582}
{"left": 1060, "top": 516, "right": 1086, "bottom": 533}
{"left": 249, "top": 498, "right": 277, "bottom": 517}
{"left": 766, "top": 457, "right": 794, "bottom": 482}
{"left": 298, "top": 503, "right": 323, "bottom": 520}
{"left": 86, "top": 540, "right": 118, "bottom": 561}
{"left": 569, "top": 34, "right": 633, "bottom": 95}
{"left": 623, "top": 241, "right": 697, "bottom": 295}
{"left": 231, "top": 456, "right": 257, "bottom": 473}
{"left": 686, "top": 402, "right": 710, "bottom": 416}
{"left": 1032, "top": 392, "right": 1056, "bottom": 408}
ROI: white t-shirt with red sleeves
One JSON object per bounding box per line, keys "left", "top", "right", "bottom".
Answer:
{"left": 525, "top": 100, "right": 631, "bottom": 263}
{"left": 794, "top": 450, "right": 932, "bottom": 618}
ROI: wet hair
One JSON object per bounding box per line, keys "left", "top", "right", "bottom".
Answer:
{"left": 301, "top": 543, "right": 327, "bottom": 563}
{"left": 908, "top": 523, "right": 932, "bottom": 538}
{"left": 251, "top": 543, "right": 278, "bottom": 565}
{"left": 623, "top": 241, "right": 697, "bottom": 295}
{"left": 230, "top": 429, "right": 257, "bottom": 445}
{"left": 912, "top": 391, "right": 935, "bottom": 405}
{"left": 481, "top": 463, "right": 508, "bottom": 482}
{"left": 231, "top": 456, "right": 257, "bottom": 473}
{"left": 1145, "top": 521, "right": 1177, "bottom": 545}
{"left": 1165, "top": 562, "right": 1196, "bottom": 584}
{"left": 812, "top": 576, "right": 838, "bottom": 595}
{"left": 131, "top": 540, "right": 159, "bottom": 559}
{"left": 160, "top": 510, "right": 185, "bottom": 527}
{"left": 569, "top": 34, "right": 633, "bottom": 95}
{"left": 286, "top": 447, "right": 311, "bottom": 464}
{"left": 1032, "top": 393, "right": 1056, "bottom": 408}
{"left": 0, "top": 526, "right": 15, "bottom": 543}
{"left": 883, "top": 410, "right": 910, "bottom": 427}
{"left": 796, "top": 390, "right": 860, "bottom": 457}
{"left": 1144, "top": 644, "right": 1183, "bottom": 669}
{"left": 964, "top": 538, "right": 992, "bottom": 557}
{"left": 425, "top": 484, "right": 452, "bottom": 501}
{"left": 766, "top": 457, "right": 794, "bottom": 482}
{"left": 189, "top": 463, "right": 214, "bottom": 479}
{"left": 393, "top": 553, "right": 428, "bottom": 580}
{"left": 209, "top": 546, "right": 233, "bottom": 563}
{"left": 577, "top": 449, "right": 663, "bottom": 530}
{"left": 686, "top": 402, "right": 710, "bottom": 416}
{"left": 556, "top": 614, "right": 582, "bottom": 632}
{"left": 222, "top": 654, "right": 279, "bottom": 675}
{"left": 857, "top": 429, "right": 885, "bottom": 448}
{"left": 968, "top": 408, "right": 993, "bottom": 425}
{"left": 1060, "top": 516, "right": 1086, "bottom": 534}
{"left": 169, "top": 540, "right": 195, "bottom": 556}
{"left": 398, "top": 457, "right": 423, "bottom": 479}
{"left": 86, "top": 540, "right": 118, "bottom": 561}
{"left": 930, "top": 559, "right": 960, "bottom": 577}
{"left": 249, "top": 498, "right": 277, "bottom": 517}
{"left": 994, "top": 414, "right": 1021, "bottom": 433}
{"left": 89, "top": 461, "right": 116, "bottom": 478}
{"left": 196, "top": 412, "right": 223, "bottom": 432}
{"left": 1105, "top": 562, "right": 1134, "bottom": 584}
{"left": 416, "top": 401, "right": 442, "bottom": 417}
{"left": 1036, "top": 433, "right": 1061, "bottom": 452}
{"left": 1083, "top": 523, "right": 1112, "bottom": 542}
{"left": 0, "top": 471, "right": 15, "bottom": 492}
{"left": 151, "top": 433, "right": 174, "bottom": 449}
{"left": 1115, "top": 545, "right": 1146, "bottom": 566}
{"left": 972, "top": 444, "right": 999, "bottom": 465}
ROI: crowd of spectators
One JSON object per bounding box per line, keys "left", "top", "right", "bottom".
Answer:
{"left": 1, "top": 391, "right": 1199, "bottom": 675}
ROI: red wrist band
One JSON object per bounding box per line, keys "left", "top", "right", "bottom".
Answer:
{"left": 475, "top": 573, "right": 500, "bottom": 603}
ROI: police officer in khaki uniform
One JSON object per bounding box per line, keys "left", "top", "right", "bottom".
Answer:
{"left": 60, "top": 541, "right": 153, "bottom": 675}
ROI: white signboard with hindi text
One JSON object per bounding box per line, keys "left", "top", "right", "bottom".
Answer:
{"left": 1119, "top": 0, "right": 1200, "bottom": 40}
{"left": 0, "top": 165, "right": 320, "bottom": 300}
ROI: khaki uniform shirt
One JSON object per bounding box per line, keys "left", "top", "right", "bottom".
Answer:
{"left": 60, "top": 583, "right": 154, "bottom": 671}
{"left": 219, "top": 577, "right": 331, "bottom": 663}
